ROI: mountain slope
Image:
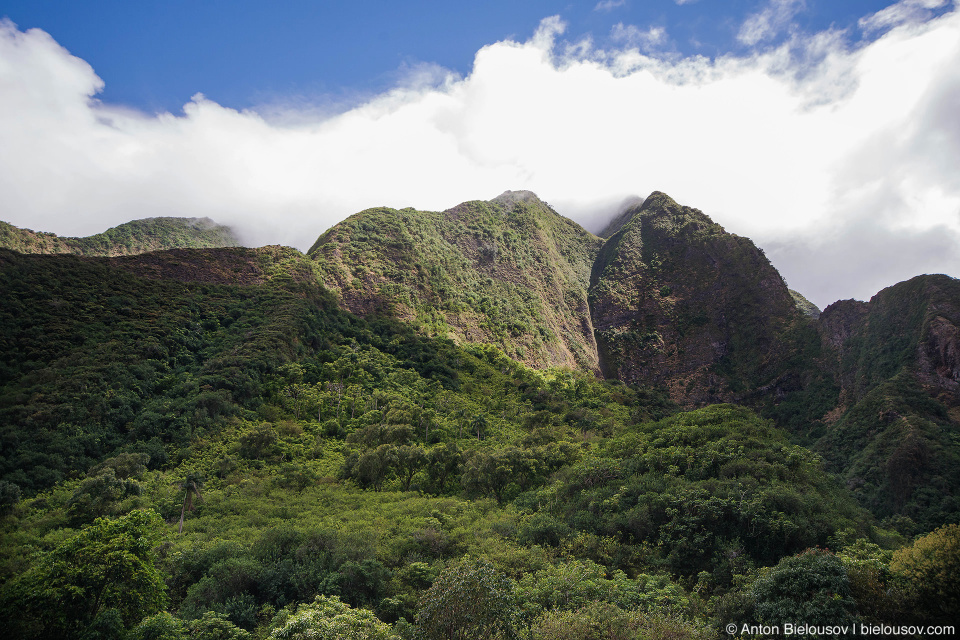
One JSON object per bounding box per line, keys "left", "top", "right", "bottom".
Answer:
{"left": 309, "top": 191, "right": 603, "bottom": 370}
{"left": 0, "top": 246, "right": 331, "bottom": 493}
{"left": 589, "top": 191, "right": 810, "bottom": 406}
{"left": 815, "top": 275, "right": 960, "bottom": 530}
{"left": 0, "top": 199, "right": 953, "bottom": 639}
{"left": 0, "top": 217, "right": 241, "bottom": 256}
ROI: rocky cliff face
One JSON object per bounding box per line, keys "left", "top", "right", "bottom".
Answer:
{"left": 813, "top": 275, "right": 960, "bottom": 529}
{"left": 310, "top": 190, "right": 830, "bottom": 409}
{"left": 589, "top": 191, "right": 804, "bottom": 406}
{"left": 823, "top": 275, "right": 960, "bottom": 404}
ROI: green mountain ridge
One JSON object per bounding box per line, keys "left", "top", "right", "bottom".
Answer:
{"left": 308, "top": 191, "right": 602, "bottom": 371}
{"left": 0, "top": 192, "right": 957, "bottom": 638}
{"left": 307, "top": 189, "right": 960, "bottom": 531}
{"left": 0, "top": 216, "right": 242, "bottom": 256}
{"left": 588, "top": 191, "right": 805, "bottom": 407}
{"left": 814, "top": 276, "right": 960, "bottom": 531}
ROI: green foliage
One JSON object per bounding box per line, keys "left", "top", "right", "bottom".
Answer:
{"left": 415, "top": 557, "right": 518, "bottom": 640}
{"left": 188, "top": 611, "right": 253, "bottom": 640}
{"left": 538, "top": 405, "right": 871, "bottom": 579}
{"left": 0, "top": 479, "right": 20, "bottom": 514}
{"left": 0, "top": 509, "right": 167, "bottom": 639}
{"left": 749, "top": 549, "right": 857, "bottom": 633}
{"left": 890, "top": 523, "right": 960, "bottom": 623}
{"left": 309, "top": 194, "right": 603, "bottom": 370}
{"left": 0, "top": 217, "right": 239, "bottom": 257}
{"left": 3, "top": 216, "right": 957, "bottom": 640}
{"left": 129, "top": 610, "right": 251, "bottom": 640}
{"left": 176, "top": 472, "right": 205, "bottom": 534}
{"left": 67, "top": 466, "right": 143, "bottom": 525}
{"left": 515, "top": 559, "right": 690, "bottom": 620}
{"left": 835, "top": 538, "right": 905, "bottom": 624}
{"left": 529, "top": 601, "right": 712, "bottom": 640}
{"left": 268, "top": 595, "right": 394, "bottom": 640}
{"left": 816, "top": 373, "right": 960, "bottom": 530}
{"left": 128, "top": 612, "right": 187, "bottom": 640}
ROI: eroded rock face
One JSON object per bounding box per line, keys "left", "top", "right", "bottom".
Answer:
{"left": 919, "top": 315, "right": 960, "bottom": 399}
{"left": 311, "top": 190, "right": 822, "bottom": 407}
{"left": 818, "top": 300, "right": 870, "bottom": 352}
{"left": 818, "top": 275, "right": 960, "bottom": 406}
{"left": 588, "top": 192, "right": 803, "bottom": 406}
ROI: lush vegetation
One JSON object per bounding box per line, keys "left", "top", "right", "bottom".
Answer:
{"left": 812, "top": 276, "right": 960, "bottom": 533}
{"left": 0, "top": 217, "right": 239, "bottom": 256}
{"left": 1, "top": 198, "right": 959, "bottom": 639}
{"left": 309, "top": 192, "right": 602, "bottom": 370}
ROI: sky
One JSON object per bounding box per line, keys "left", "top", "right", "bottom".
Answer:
{"left": 0, "top": 0, "right": 958, "bottom": 308}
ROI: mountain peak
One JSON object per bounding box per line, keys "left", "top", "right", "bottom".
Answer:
{"left": 489, "top": 190, "right": 542, "bottom": 208}
{"left": 597, "top": 195, "right": 645, "bottom": 239}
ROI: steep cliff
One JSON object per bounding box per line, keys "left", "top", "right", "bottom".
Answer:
{"left": 589, "top": 191, "right": 806, "bottom": 406}
{"left": 309, "top": 191, "right": 603, "bottom": 370}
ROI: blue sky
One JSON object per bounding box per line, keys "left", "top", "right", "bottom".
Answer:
{"left": 2, "top": 0, "right": 928, "bottom": 113}
{"left": 1, "top": 1, "right": 959, "bottom": 307}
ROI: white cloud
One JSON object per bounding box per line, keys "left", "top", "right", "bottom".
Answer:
{"left": 1, "top": 10, "right": 960, "bottom": 307}
{"left": 737, "top": 0, "right": 806, "bottom": 46}
{"left": 859, "top": 0, "right": 949, "bottom": 33}
{"left": 595, "top": 0, "right": 626, "bottom": 11}
{"left": 610, "top": 23, "right": 668, "bottom": 52}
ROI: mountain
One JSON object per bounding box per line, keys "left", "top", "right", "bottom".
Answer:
{"left": 306, "top": 190, "right": 960, "bottom": 529}
{"left": 813, "top": 275, "right": 960, "bottom": 531}
{"left": 0, "top": 217, "right": 241, "bottom": 256}
{"left": 309, "top": 191, "right": 602, "bottom": 371}
{"left": 588, "top": 191, "right": 810, "bottom": 406}
{"left": 0, "top": 192, "right": 956, "bottom": 638}
{"left": 312, "top": 190, "right": 820, "bottom": 409}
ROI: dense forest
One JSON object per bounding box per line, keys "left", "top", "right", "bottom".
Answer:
{"left": 0, "top": 194, "right": 958, "bottom": 639}
{"left": 0, "top": 217, "right": 240, "bottom": 257}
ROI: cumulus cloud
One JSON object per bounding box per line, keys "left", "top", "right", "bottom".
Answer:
{"left": 1, "top": 9, "right": 960, "bottom": 307}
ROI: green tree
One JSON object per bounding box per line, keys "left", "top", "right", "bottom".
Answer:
{"left": 0, "top": 479, "right": 22, "bottom": 514}
{"left": 749, "top": 549, "right": 857, "bottom": 638}
{"left": 515, "top": 559, "right": 689, "bottom": 619}
{"left": 68, "top": 467, "right": 143, "bottom": 524}
{"left": 87, "top": 452, "right": 150, "bottom": 479}
{"left": 838, "top": 539, "right": 902, "bottom": 624}
{"left": 341, "top": 445, "right": 396, "bottom": 491}
{"left": 177, "top": 472, "right": 205, "bottom": 534}
{"left": 189, "top": 611, "right": 253, "bottom": 640}
{"left": 394, "top": 445, "right": 426, "bottom": 491}
{"left": 470, "top": 413, "right": 489, "bottom": 440}
{"left": 128, "top": 612, "right": 186, "bottom": 640}
{"left": 462, "top": 448, "right": 540, "bottom": 504}
{"left": 0, "top": 509, "right": 167, "bottom": 639}
{"left": 415, "top": 557, "right": 518, "bottom": 640}
{"left": 268, "top": 595, "right": 393, "bottom": 640}
{"left": 529, "top": 602, "right": 712, "bottom": 640}
{"left": 425, "top": 442, "right": 462, "bottom": 494}
{"left": 890, "top": 523, "right": 960, "bottom": 623}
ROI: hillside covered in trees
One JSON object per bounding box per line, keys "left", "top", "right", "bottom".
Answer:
{"left": 0, "top": 217, "right": 240, "bottom": 257}
{"left": 0, "top": 192, "right": 957, "bottom": 639}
